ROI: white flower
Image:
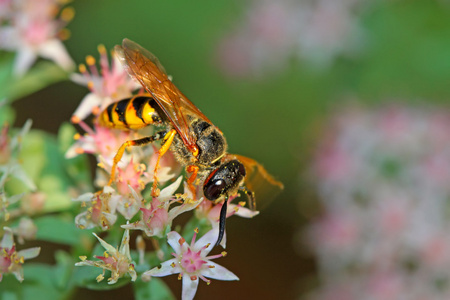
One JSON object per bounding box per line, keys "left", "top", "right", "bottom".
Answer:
{"left": 0, "top": 227, "right": 40, "bottom": 282}
{"left": 122, "top": 177, "right": 202, "bottom": 238}
{"left": 142, "top": 228, "right": 239, "bottom": 300}
{"left": 75, "top": 228, "right": 137, "bottom": 284}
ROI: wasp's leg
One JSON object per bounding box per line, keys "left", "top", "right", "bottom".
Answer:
{"left": 239, "top": 186, "right": 256, "bottom": 211}
{"left": 215, "top": 196, "right": 228, "bottom": 247}
{"left": 151, "top": 129, "right": 177, "bottom": 197}
{"left": 186, "top": 165, "right": 199, "bottom": 199}
{"left": 107, "top": 130, "right": 168, "bottom": 187}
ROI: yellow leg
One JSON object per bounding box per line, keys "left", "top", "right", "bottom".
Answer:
{"left": 107, "top": 134, "right": 165, "bottom": 187}
{"left": 151, "top": 129, "right": 177, "bottom": 197}
{"left": 186, "top": 165, "right": 199, "bottom": 199}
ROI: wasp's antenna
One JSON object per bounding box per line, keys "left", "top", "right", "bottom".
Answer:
{"left": 215, "top": 198, "right": 228, "bottom": 247}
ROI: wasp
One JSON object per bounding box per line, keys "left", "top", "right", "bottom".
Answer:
{"left": 100, "top": 39, "right": 283, "bottom": 246}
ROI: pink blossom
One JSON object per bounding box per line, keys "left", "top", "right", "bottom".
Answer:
{"left": 75, "top": 228, "right": 137, "bottom": 284}
{"left": 73, "top": 186, "right": 119, "bottom": 230}
{"left": 0, "top": 227, "right": 40, "bottom": 282}
{"left": 216, "top": 0, "right": 365, "bottom": 77}
{"left": 142, "top": 228, "right": 238, "bottom": 300}
{"left": 307, "top": 104, "right": 450, "bottom": 299}
{"left": 70, "top": 45, "right": 140, "bottom": 122}
{"left": 65, "top": 122, "right": 133, "bottom": 164}
{"left": 0, "top": 0, "right": 75, "bottom": 75}
{"left": 122, "top": 177, "right": 202, "bottom": 238}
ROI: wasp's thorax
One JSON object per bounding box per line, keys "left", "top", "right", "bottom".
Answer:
{"left": 172, "top": 119, "right": 227, "bottom": 168}
{"left": 193, "top": 120, "right": 226, "bottom": 165}
{"left": 203, "top": 159, "right": 246, "bottom": 201}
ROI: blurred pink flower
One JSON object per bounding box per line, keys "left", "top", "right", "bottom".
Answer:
{"left": 307, "top": 104, "right": 450, "bottom": 299}
{"left": 0, "top": 0, "right": 75, "bottom": 76}
{"left": 216, "top": 0, "right": 365, "bottom": 77}
{"left": 70, "top": 45, "right": 141, "bottom": 122}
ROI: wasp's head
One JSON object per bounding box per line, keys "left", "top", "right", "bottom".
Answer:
{"left": 203, "top": 159, "right": 246, "bottom": 201}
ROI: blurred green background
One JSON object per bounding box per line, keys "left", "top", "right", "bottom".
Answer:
{"left": 12, "top": 0, "right": 450, "bottom": 299}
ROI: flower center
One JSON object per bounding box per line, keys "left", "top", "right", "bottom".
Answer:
{"left": 180, "top": 248, "right": 206, "bottom": 274}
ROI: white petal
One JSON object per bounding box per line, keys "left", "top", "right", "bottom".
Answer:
{"left": 75, "top": 260, "right": 94, "bottom": 267}
{"left": 182, "top": 274, "right": 199, "bottom": 300}
{"left": 166, "top": 231, "right": 184, "bottom": 254}
{"left": 183, "top": 182, "right": 194, "bottom": 200}
{"left": 1, "top": 227, "right": 14, "bottom": 248}
{"left": 202, "top": 261, "right": 239, "bottom": 281}
{"left": 119, "top": 228, "right": 131, "bottom": 258}
{"left": 65, "top": 141, "right": 92, "bottom": 158}
{"left": 142, "top": 258, "right": 179, "bottom": 278}
{"left": 168, "top": 197, "right": 202, "bottom": 222}
{"left": 72, "top": 93, "right": 103, "bottom": 121}
{"left": 14, "top": 47, "right": 37, "bottom": 76}
{"left": 70, "top": 73, "right": 88, "bottom": 86}
{"left": 72, "top": 192, "right": 94, "bottom": 202}
{"left": 101, "top": 212, "right": 118, "bottom": 229}
{"left": 17, "top": 247, "right": 41, "bottom": 260}
{"left": 154, "top": 166, "right": 176, "bottom": 183}
{"left": 129, "top": 268, "right": 137, "bottom": 281}
{"left": 158, "top": 176, "right": 183, "bottom": 202}
{"left": 193, "top": 228, "right": 219, "bottom": 254}
{"left": 93, "top": 232, "right": 117, "bottom": 255}
{"left": 38, "top": 39, "right": 75, "bottom": 71}
{"left": 103, "top": 186, "right": 115, "bottom": 194}
{"left": 233, "top": 206, "right": 260, "bottom": 218}
{"left": 74, "top": 211, "right": 93, "bottom": 229}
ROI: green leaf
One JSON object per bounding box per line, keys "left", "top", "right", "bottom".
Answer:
{"left": 0, "top": 52, "right": 15, "bottom": 100}
{"left": 72, "top": 264, "right": 132, "bottom": 291}
{"left": 0, "top": 263, "right": 71, "bottom": 300}
{"left": 134, "top": 277, "right": 176, "bottom": 300}
{"left": 5, "top": 128, "right": 89, "bottom": 213}
{"left": 0, "top": 102, "right": 16, "bottom": 125}
{"left": 34, "top": 215, "right": 84, "bottom": 245}
{"left": 58, "top": 122, "right": 93, "bottom": 191}
{"left": 54, "top": 250, "right": 76, "bottom": 290}
{"left": 6, "top": 61, "right": 69, "bottom": 102}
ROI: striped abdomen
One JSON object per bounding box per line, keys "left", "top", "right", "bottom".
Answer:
{"left": 99, "top": 96, "right": 164, "bottom": 130}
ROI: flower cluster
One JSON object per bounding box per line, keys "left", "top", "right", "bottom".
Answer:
{"left": 0, "top": 227, "right": 40, "bottom": 282}
{"left": 0, "top": 0, "right": 75, "bottom": 76}
{"left": 216, "top": 0, "right": 365, "bottom": 77}
{"left": 0, "top": 120, "right": 41, "bottom": 282}
{"left": 70, "top": 44, "right": 141, "bottom": 123}
{"left": 69, "top": 45, "right": 254, "bottom": 299}
{"left": 307, "top": 104, "right": 450, "bottom": 299}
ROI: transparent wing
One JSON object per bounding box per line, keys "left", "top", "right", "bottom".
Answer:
{"left": 115, "top": 38, "right": 213, "bottom": 153}
{"left": 229, "top": 154, "right": 284, "bottom": 210}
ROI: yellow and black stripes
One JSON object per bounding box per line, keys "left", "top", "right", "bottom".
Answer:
{"left": 99, "top": 96, "right": 164, "bottom": 130}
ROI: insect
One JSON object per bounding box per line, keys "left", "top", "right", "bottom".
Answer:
{"left": 101, "top": 39, "right": 284, "bottom": 246}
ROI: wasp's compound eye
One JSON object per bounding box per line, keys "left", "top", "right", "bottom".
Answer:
{"left": 204, "top": 179, "right": 227, "bottom": 200}
{"left": 203, "top": 160, "right": 246, "bottom": 201}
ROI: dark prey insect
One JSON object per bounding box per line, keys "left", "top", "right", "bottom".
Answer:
{"left": 99, "top": 39, "right": 284, "bottom": 246}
